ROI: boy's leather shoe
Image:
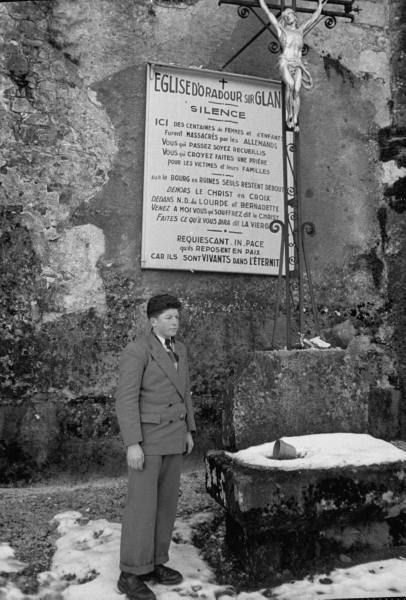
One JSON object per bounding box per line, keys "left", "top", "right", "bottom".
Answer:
{"left": 117, "top": 572, "right": 156, "bottom": 600}
{"left": 149, "top": 564, "right": 183, "bottom": 585}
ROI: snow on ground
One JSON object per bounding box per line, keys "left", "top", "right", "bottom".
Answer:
{"left": 231, "top": 433, "right": 406, "bottom": 470}
{"left": 1, "top": 509, "right": 406, "bottom": 599}
{"left": 271, "top": 558, "right": 406, "bottom": 599}
{"left": 0, "top": 545, "right": 27, "bottom": 577}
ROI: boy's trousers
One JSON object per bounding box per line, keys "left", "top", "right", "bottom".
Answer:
{"left": 119, "top": 454, "right": 183, "bottom": 575}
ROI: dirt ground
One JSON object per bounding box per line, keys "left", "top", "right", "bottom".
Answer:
{"left": 1, "top": 457, "right": 406, "bottom": 597}
{"left": 0, "top": 458, "right": 221, "bottom": 595}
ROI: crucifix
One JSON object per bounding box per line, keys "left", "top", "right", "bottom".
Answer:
{"left": 219, "top": 0, "right": 358, "bottom": 348}
{"left": 220, "top": 0, "right": 358, "bottom": 129}
{"left": 258, "top": 0, "right": 328, "bottom": 132}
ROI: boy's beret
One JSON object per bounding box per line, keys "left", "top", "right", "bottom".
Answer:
{"left": 147, "top": 294, "right": 181, "bottom": 318}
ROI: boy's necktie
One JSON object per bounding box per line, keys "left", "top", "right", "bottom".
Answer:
{"left": 164, "top": 338, "right": 179, "bottom": 369}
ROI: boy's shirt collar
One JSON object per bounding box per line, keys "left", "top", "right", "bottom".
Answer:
{"left": 153, "top": 332, "right": 174, "bottom": 348}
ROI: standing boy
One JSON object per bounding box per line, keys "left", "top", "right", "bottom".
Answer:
{"left": 115, "top": 294, "right": 196, "bottom": 600}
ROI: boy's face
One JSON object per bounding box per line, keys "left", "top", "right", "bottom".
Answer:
{"left": 151, "top": 308, "right": 180, "bottom": 339}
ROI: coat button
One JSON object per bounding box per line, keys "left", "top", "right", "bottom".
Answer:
{"left": 168, "top": 403, "right": 173, "bottom": 407}
{"left": 180, "top": 414, "right": 184, "bottom": 420}
{"left": 169, "top": 419, "right": 173, "bottom": 423}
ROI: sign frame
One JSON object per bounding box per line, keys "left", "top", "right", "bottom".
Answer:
{"left": 141, "top": 62, "right": 286, "bottom": 276}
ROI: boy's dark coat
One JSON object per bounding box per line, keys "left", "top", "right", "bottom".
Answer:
{"left": 115, "top": 332, "right": 196, "bottom": 455}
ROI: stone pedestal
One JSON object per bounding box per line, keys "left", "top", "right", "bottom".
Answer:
{"left": 206, "top": 436, "right": 406, "bottom": 579}
{"left": 222, "top": 346, "right": 399, "bottom": 451}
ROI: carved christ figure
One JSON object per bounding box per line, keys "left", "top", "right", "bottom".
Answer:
{"left": 259, "top": 0, "right": 328, "bottom": 131}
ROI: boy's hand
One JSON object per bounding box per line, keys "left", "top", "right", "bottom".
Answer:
{"left": 127, "top": 443, "right": 144, "bottom": 470}
{"left": 185, "top": 432, "right": 194, "bottom": 455}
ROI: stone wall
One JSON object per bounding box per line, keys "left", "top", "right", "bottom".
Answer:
{"left": 380, "top": 0, "right": 406, "bottom": 437}
{"left": 0, "top": 0, "right": 404, "bottom": 480}
{"left": 223, "top": 345, "right": 399, "bottom": 451}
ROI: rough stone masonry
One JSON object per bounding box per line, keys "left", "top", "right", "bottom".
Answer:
{"left": 0, "top": 0, "right": 405, "bottom": 480}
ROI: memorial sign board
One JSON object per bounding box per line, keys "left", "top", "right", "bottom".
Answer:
{"left": 142, "top": 63, "right": 285, "bottom": 275}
